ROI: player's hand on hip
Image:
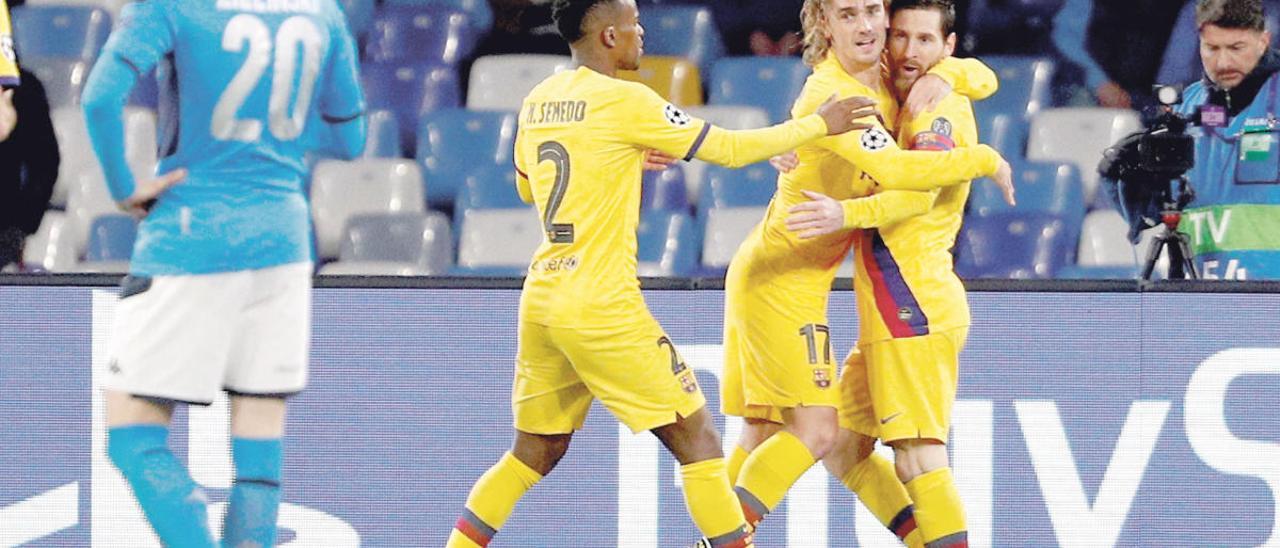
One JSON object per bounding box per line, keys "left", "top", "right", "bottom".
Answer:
{"left": 643, "top": 149, "right": 678, "bottom": 171}
{"left": 770, "top": 151, "right": 799, "bottom": 173}
{"left": 816, "top": 94, "right": 878, "bottom": 135}
{"left": 992, "top": 157, "right": 1016, "bottom": 206}
{"left": 902, "top": 74, "right": 950, "bottom": 120}
{"left": 118, "top": 168, "right": 188, "bottom": 219}
{"left": 786, "top": 190, "right": 845, "bottom": 239}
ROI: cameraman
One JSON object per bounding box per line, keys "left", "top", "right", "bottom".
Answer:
{"left": 1176, "top": 0, "right": 1280, "bottom": 279}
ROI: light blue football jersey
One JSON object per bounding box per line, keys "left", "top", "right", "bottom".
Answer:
{"left": 84, "top": 0, "right": 365, "bottom": 275}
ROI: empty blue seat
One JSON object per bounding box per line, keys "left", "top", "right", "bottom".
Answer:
{"left": 968, "top": 160, "right": 1083, "bottom": 266}
{"left": 642, "top": 167, "right": 690, "bottom": 212}
{"left": 974, "top": 106, "right": 1027, "bottom": 160}
{"left": 380, "top": 0, "right": 493, "bottom": 34}
{"left": 362, "top": 60, "right": 461, "bottom": 155}
{"left": 339, "top": 211, "right": 454, "bottom": 274}
{"left": 637, "top": 210, "right": 699, "bottom": 277}
{"left": 457, "top": 166, "right": 525, "bottom": 212}
{"left": 85, "top": 214, "right": 137, "bottom": 262}
{"left": 365, "top": 4, "right": 482, "bottom": 66}
{"left": 702, "top": 162, "right": 777, "bottom": 213}
{"left": 11, "top": 4, "right": 111, "bottom": 64}
{"left": 638, "top": 4, "right": 725, "bottom": 76}
{"left": 709, "top": 57, "right": 809, "bottom": 124}
{"left": 981, "top": 55, "right": 1056, "bottom": 120}
{"left": 24, "top": 56, "right": 90, "bottom": 109}
{"left": 417, "top": 109, "right": 518, "bottom": 208}
{"left": 954, "top": 211, "right": 1070, "bottom": 279}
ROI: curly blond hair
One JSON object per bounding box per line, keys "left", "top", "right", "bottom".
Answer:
{"left": 802, "top": 0, "right": 893, "bottom": 67}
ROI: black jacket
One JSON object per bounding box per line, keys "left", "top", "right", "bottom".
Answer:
{"left": 0, "top": 68, "right": 59, "bottom": 235}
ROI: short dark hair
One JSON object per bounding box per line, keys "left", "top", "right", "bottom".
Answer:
{"left": 889, "top": 0, "right": 957, "bottom": 36}
{"left": 552, "top": 0, "right": 619, "bottom": 44}
{"left": 1196, "top": 0, "right": 1266, "bottom": 31}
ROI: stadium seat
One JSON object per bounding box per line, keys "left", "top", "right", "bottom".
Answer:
{"left": 11, "top": 4, "right": 111, "bottom": 64}
{"left": 968, "top": 160, "right": 1085, "bottom": 264}
{"left": 981, "top": 56, "right": 1056, "bottom": 120}
{"left": 24, "top": 56, "right": 90, "bottom": 109}
{"left": 365, "top": 3, "right": 482, "bottom": 65}
{"left": 1076, "top": 209, "right": 1135, "bottom": 266}
{"left": 361, "top": 60, "right": 461, "bottom": 154}
{"left": 65, "top": 171, "right": 120, "bottom": 257}
{"left": 709, "top": 57, "right": 809, "bottom": 124}
{"left": 362, "top": 110, "right": 404, "bottom": 158}
{"left": 619, "top": 56, "right": 703, "bottom": 106}
{"left": 682, "top": 105, "right": 770, "bottom": 201}
{"left": 637, "top": 4, "right": 725, "bottom": 76}
{"left": 22, "top": 211, "right": 78, "bottom": 272}
{"left": 1026, "top": 107, "right": 1143, "bottom": 206}
{"left": 416, "top": 108, "right": 518, "bottom": 208}
{"left": 702, "top": 162, "right": 777, "bottom": 214}
{"left": 954, "top": 211, "right": 1070, "bottom": 279}
{"left": 454, "top": 208, "right": 542, "bottom": 276}
{"left": 701, "top": 206, "right": 766, "bottom": 272}
{"left": 641, "top": 166, "right": 690, "bottom": 212}
{"left": 637, "top": 210, "right": 699, "bottom": 277}
{"left": 466, "top": 54, "right": 573, "bottom": 111}
{"left": 974, "top": 107, "right": 1027, "bottom": 159}
{"left": 128, "top": 68, "right": 159, "bottom": 109}
{"left": 84, "top": 214, "right": 137, "bottom": 262}
{"left": 334, "top": 211, "right": 453, "bottom": 275}
{"left": 380, "top": 0, "right": 493, "bottom": 35}
{"left": 311, "top": 159, "right": 427, "bottom": 259}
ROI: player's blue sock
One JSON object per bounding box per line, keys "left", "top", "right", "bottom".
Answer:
{"left": 221, "top": 437, "right": 283, "bottom": 548}
{"left": 107, "top": 424, "right": 216, "bottom": 547}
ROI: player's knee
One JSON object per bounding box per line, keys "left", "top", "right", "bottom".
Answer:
{"left": 890, "top": 439, "right": 947, "bottom": 482}
{"left": 512, "top": 432, "right": 572, "bottom": 475}
{"left": 794, "top": 422, "right": 839, "bottom": 460}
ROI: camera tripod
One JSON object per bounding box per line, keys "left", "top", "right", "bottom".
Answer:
{"left": 1139, "top": 176, "right": 1198, "bottom": 280}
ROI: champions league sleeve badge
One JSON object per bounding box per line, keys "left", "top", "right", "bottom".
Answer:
{"left": 664, "top": 104, "right": 692, "bottom": 127}
{"left": 860, "top": 127, "right": 891, "bottom": 151}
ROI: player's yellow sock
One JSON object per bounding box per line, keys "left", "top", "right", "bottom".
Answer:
{"left": 680, "top": 458, "right": 754, "bottom": 547}
{"left": 445, "top": 452, "right": 543, "bottom": 548}
{"left": 726, "top": 445, "right": 751, "bottom": 486}
{"left": 839, "top": 453, "right": 922, "bottom": 547}
{"left": 905, "top": 467, "right": 967, "bottom": 548}
{"left": 734, "top": 431, "right": 816, "bottom": 527}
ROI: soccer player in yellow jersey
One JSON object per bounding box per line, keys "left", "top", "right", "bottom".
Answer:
{"left": 785, "top": 1, "right": 988, "bottom": 546}
{"left": 444, "top": 1, "right": 879, "bottom": 546}
{"left": 717, "top": 0, "right": 1014, "bottom": 546}
{"left": 0, "top": 1, "right": 21, "bottom": 142}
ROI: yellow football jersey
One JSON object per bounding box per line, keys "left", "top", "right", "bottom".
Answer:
{"left": 847, "top": 91, "right": 979, "bottom": 344}
{"left": 0, "top": 3, "right": 18, "bottom": 87}
{"left": 728, "top": 54, "right": 1001, "bottom": 294}
{"left": 514, "top": 66, "right": 828, "bottom": 328}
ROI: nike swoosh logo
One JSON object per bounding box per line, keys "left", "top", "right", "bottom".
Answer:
{"left": 881, "top": 412, "right": 903, "bottom": 425}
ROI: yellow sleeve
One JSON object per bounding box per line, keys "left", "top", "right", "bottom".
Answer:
{"left": 618, "top": 81, "right": 828, "bottom": 167}
{"left": 841, "top": 190, "right": 938, "bottom": 229}
{"left": 928, "top": 57, "right": 997, "bottom": 101}
{"left": 513, "top": 126, "right": 533, "bottom": 204}
{"left": 817, "top": 119, "right": 999, "bottom": 192}
{"left": 0, "top": 4, "right": 18, "bottom": 87}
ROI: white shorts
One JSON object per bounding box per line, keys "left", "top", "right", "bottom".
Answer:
{"left": 103, "top": 262, "right": 312, "bottom": 405}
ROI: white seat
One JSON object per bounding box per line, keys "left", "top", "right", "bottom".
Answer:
{"left": 318, "top": 260, "right": 428, "bottom": 276}
{"left": 466, "top": 54, "right": 573, "bottom": 110}
{"left": 50, "top": 106, "right": 157, "bottom": 208}
{"left": 23, "top": 210, "right": 78, "bottom": 272}
{"left": 682, "top": 105, "right": 772, "bottom": 204}
{"left": 701, "top": 206, "right": 765, "bottom": 268}
{"left": 456, "top": 208, "right": 542, "bottom": 269}
{"left": 310, "top": 158, "right": 426, "bottom": 259}
{"left": 1026, "top": 108, "right": 1143, "bottom": 205}
{"left": 65, "top": 171, "right": 119, "bottom": 257}
{"left": 73, "top": 259, "right": 130, "bottom": 273}
{"left": 1076, "top": 209, "right": 1168, "bottom": 274}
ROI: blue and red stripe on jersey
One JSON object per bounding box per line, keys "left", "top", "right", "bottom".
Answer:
{"left": 861, "top": 229, "right": 930, "bottom": 338}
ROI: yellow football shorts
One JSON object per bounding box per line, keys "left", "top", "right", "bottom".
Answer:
{"left": 513, "top": 315, "right": 705, "bottom": 435}
{"left": 838, "top": 326, "right": 967, "bottom": 443}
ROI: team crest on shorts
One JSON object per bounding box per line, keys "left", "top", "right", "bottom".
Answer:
{"left": 664, "top": 104, "right": 692, "bottom": 126}
{"left": 813, "top": 368, "right": 832, "bottom": 389}
{"left": 931, "top": 117, "right": 953, "bottom": 137}
{"left": 860, "top": 127, "right": 891, "bottom": 151}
